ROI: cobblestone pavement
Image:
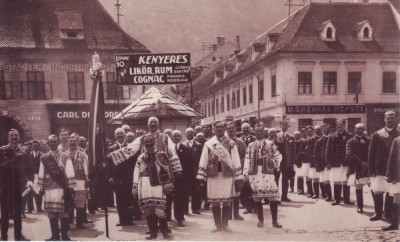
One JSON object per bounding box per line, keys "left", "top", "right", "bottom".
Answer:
{"left": 4, "top": 186, "right": 400, "bottom": 241}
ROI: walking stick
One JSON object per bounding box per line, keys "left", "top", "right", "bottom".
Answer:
{"left": 88, "top": 52, "right": 109, "bottom": 238}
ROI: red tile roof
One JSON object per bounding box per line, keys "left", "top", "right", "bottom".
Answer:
{"left": 0, "top": 0, "right": 149, "bottom": 52}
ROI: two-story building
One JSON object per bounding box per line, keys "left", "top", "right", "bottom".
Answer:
{"left": 194, "top": 2, "right": 400, "bottom": 134}
{"left": 0, "top": 0, "right": 150, "bottom": 145}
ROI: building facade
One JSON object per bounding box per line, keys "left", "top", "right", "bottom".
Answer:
{"left": 0, "top": 0, "right": 149, "bottom": 145}
{"left": 195, "top": 2, "right": 400, "bottom": 134}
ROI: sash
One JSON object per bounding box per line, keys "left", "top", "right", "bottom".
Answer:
{"left": 145, "top": 152, "right": 174, "bottom": 186}
{"left": 205, "top": 137, "right": 233, "bottom": 169}
{"left": 41, "top": 153, "right": 68, "bottom": 189}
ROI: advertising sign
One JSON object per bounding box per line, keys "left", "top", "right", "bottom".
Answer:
{"left": 286, "top": 105, "right": 366, "bottom": 114}
{"left": 115, "top": 53, "right": 191, "bottom": 85}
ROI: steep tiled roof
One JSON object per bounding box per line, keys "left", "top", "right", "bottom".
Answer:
{"left": 194, "top": 2, "right": 400, "bottom": 98}
{"left": 0, "top": 0, "right": 149, "bottom": 51}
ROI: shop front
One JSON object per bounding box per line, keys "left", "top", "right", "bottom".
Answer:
{"left": 366, "top": 103, "right": 400, "bottom": 134}
{"left": 47, "top": 103, "right": 128, "bottom": 140}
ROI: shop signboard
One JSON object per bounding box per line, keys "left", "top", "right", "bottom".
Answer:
{"left": 286, "top": 105, "right": 366, "bottom": 114}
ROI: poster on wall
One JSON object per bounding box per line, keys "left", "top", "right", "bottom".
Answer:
{"left": 115, "top": 53, "right": 191, "bottom": 85}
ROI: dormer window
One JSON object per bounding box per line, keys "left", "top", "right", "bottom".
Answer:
{"left": 357, "top": 20, "right": 373, "bottom": 41}
{"left": 320, "top": 20, "right": 336, "bottom": 41}
{"left": 56, "top": 11, "right": 85, "bottom": 40}
{"left": 67, "top": 31, "right": 78, "bottom": 38}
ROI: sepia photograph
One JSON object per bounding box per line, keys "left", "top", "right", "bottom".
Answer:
{"left": 0, "top": 0, "right": 399, "bottom": 241}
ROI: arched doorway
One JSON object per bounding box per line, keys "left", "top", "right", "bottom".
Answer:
{"left": 0, "top": 116, "right": 25, "bottom": 146}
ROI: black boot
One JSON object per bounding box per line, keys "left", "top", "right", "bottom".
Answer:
{"left": 384, "top": 193, "right": 394, "bottom": 219}
{"left": 254, "top": 202, "right": 264, "bottom": 228}
{"left": 343, "top": 185, "right": 354, "bottom": 205}
{"left": 297, "top": 177, "right": 304, "bottom": 194}
{"left": 383, "top": 203, "right": 400, "bottom": 231}
{"left": 233, "top": 198, "right": 243, "bottom": 220}
{"left": 320, "top": 183, "right": 326, "bottom": 198}
{"left": 145, "top": 215, "right": 157, "bottom": 240}
{"left": 211, "top": 206, "right": 222, "bottom": 232}
{"left": 159, "top": 218, "right": 172, "bottom": 240}
{"left": 331, "top": 185, "right": 342, "bottom": 206}
{"left": 60, "top": 218, "right": 71, "bottom": 241}
{"left": 312, "top": 182, "right": 319, "bottom": 199}
{"left": 325, "top": 184, "right": 332, "bottom": 201}
{"left": 370, "top": 193, "right": 383, "bottom": 221}
{"left": 76, "top": 208, "right": 86, "bottom": 229}
{"left": 221, "top": 206, "right": 231, "bottom": 232}
{"left": 306, "top": 180, "right": 314, "bottom": 198}
{"left": 46, "top": 218, "right": 60, "bottom": 241}
{"left": 270, "top": 202, "right": 282, "bottom": 228}
{"left": 355, "top": 189, "right": 363, "bottom": 213}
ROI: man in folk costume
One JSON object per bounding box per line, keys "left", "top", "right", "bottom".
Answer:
{"left": 294, "top": 131, "right": 305, "bottom": 194}
{"left": 239, "top": 122, "right": 256, "bottom": 214}
{"left": 384, "top": 136, "right": 400, "bottom": 231}
{"left": 243, "top": 124, "right": 283, "bottom": 229}
{"left": 298, "top": 126, "right": 315, "bottom": 198}
{"left": 37, "top": 135, "right": 75, "bottom": 241}
{"left": 267, "top": 128, "right": 283, "bottom": 189}
{"left": 313, "top": 123, "right": 332, "bottom": 201}
{"left": 346, "top": 123, "right": 370, "bottom": 213}
{"left": 308, "top": 125, "right": 323, "bottom": 199}
{"left": 132, "top": 134, "right": 177, "bottom": 240}
{"left": 226, "top": 122, "right": 245, "bottom": 220}
{"left": 326, "top": 119, "right": 354, "bottom": 206}
{"left": 66, "top": 134, "right": 89, "bottom": 229}
{"left": 369, "top": 110, "right": 400, "bottom": 221}
{"left": 197, "top": 121, "right": 243, "bottom": 232}
{"left": 0, "top": 129, "right": 34, "bottom": 241}
{"left": 276, "top": 121, "right": 295, "bottom": 202}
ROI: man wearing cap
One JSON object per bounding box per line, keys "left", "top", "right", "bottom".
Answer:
{"left": 308, "top": 125, "right": 323, "bottom": 199}
{"left": 197, "top": 121, "right": 243, "bottom": 232}
{"left": 314, "top": 123, "right": 332, "bottom": 201}
{"left": 326, "top": 119, "right": 354, "bottom": 206}
{"left": 299, "top": 126, "right": 315, "bottom": 198}
{"left": 369, "top": 110, "right": 400, "bottom": 221}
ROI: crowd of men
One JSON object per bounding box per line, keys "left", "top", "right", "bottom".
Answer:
{"left": 0, "top": 111, "right": 399, "bottom": 241}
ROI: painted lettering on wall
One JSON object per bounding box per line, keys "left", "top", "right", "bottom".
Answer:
{"left": 56, "top": 111, "right": 120, "bottom": 119}
{"left": 0, "top": 63, "right": 115, "bottom": 72}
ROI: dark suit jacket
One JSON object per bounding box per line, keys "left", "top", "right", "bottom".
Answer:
{"left": 294, "top": 139, "right": 305, "bottom": 167}
{"left": 191, "top": 141, "right": 204, "bottom": 177}
{"left": 313, "top": 135, "right": 329, "bottom": 172}
{"left": 277, "top": 132, "right": 295, "bottom": 168}
{"left": 239, "top": 135, "right": 256, "bottom": 147}
{"left": 30, "top": 151, "right": 42, "bottom": 174}
{"left": 346, "top": 135, "right": 369, "bottom": 179}
{"left": 368, "top": 127, "right": 400, "bottom": 176}
{"left": 175, "top": 143, "right": 193, "bottom": 193}
{"left": 326, "top": 130, "right": 353, "bottom": 168}
{"left": 386, "top": 136, "right": 400, "bottom": 182}
{"left": 108, "top": 142, "right": 135, "bottom": 185}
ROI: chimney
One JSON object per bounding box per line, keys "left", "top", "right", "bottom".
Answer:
{"left": 217, "top": 36, "right": 225, "bottom": 48}
{"left": 212, "top": 44, "right": 218, "bottom": 52}
{"left": 236, "top": 36, "right": 241, "bottom": 51}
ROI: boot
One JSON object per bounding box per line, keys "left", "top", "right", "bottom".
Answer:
{"left": 211, "top": 206, "right": 222, "bottom": 232}
{"left": 221, "top": 206, "right": 231, "bottom": 232}
{"left": 297, "top": 177, "right": 304, "bottom": 194}
{"left": 343, "top": 185, "right": 354, "bottom": 205}
{"left": 159, "top": 218, "right": 172, "bottom": 240}
{"left": 255, "top": 202, "right": 264, "bottom": 228}
{"left": 60, "top": 218, "right": 71, "bottom": 241}
{"left": 331, "top": 184, "right": 342, "bottom": 206}
{"left": 76, "top": 208, "right": 86, "bottom": 229}
{"left": 356, "top": 189, "right": 363, "bottom": 213}
{"left": 306, "top": 180, "right": 314, "bottom": 198}
{"left": 382, "top": 203, "right": 400, "bottom": 231}
{"left": 233, "top": 198, "right": 243, "bottom": 220}
{"left": 270, "top": 202, "right": 282, "bottom": 228}
{"left": 370, "top": 193, "right": 383, "bottom": 221}
{"left": 384, "top": 193, "right": 394, "bottom": 219}
{"left": 46, "top": 218, "right": 60, "bottom": 241}
{"left": 312, "top": 182, "right": 319, "bottom": 199}
{"left": 325, "top": 184, "right": 332, "bottom": 201}
{"left": 145, "top": 215, "right": 157, "bottom": 240}
{"left": 320, "top": 183, "right": 326, "bottom": 198}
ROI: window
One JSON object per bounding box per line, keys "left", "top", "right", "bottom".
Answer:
{"left": 249, "top": 84, "right": 253, "bottom": 103}
{"left": 236, "top": 90, "right": 240, "bottom": 107}
{"left": 323, "top": 72, "right": 337, "bottom": 94}
{"left": 227, "top": 94, "right": 230, "bottom": 111}
{"left": 298, "top": 72, "right": 312, "bottom": 94}
{"left": 383, "top": 72, "right": 396, "bottom": 93}
{"left": 232, "top": 92, "right": 236, "bottom": 109}
{"left": 104, "top": 72, "right": 117, "bottom": 99}
{"left": 221, "top": 96, "right": 224, "bottom": 113}
{"left": 326, "top": 27, "right": 332, "bottom": 39}
{"left": 22, "top": 71, "right": 52, "bottom": 100}
{"left": 271, "top": 75, "right": 276, "bottom": 97}
{"left": 216, "top": 99, "right": 219, "bottom": 114}
{"left": 0, "top": 71, "right": 12, "bottom": 99}
{"left": 348, "top": 72, "right": 361, "bottom": 93}
{"left": 348, "top": 118, "right": 361, "bottom": 133}
{"left": 67, "top": 72, "right": 85, "bottom": 100}
{"left": 363, "top": 28, "right": 369, "bottom": 39}
{"left": 298, "top": 119, "right": 313, "bottom": 131}
{"left": 243, "top": 87, "right": 247, "bottom": 105}
{"left": 259, "top": 79, "right": 264, "bottom": 101}
{"left": 67, "top": 31, "right": 77, "bottom": 38}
